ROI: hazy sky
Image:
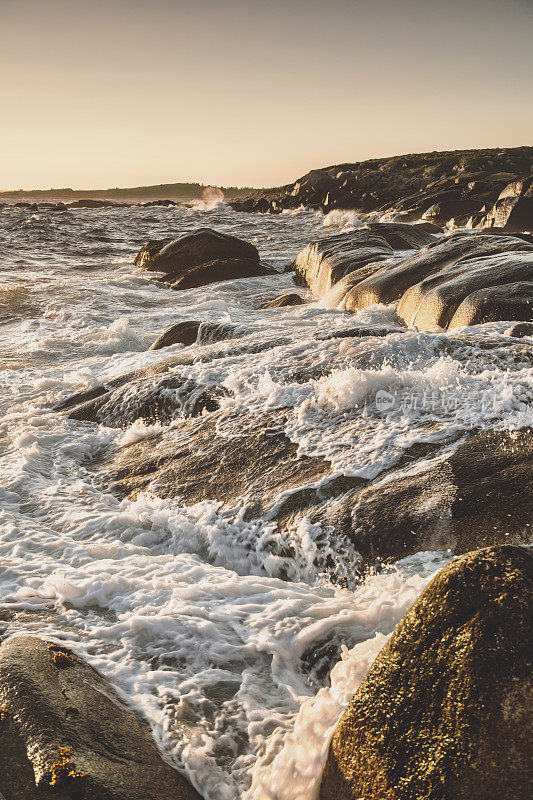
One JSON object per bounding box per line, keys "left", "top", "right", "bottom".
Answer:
{"left": 1, "top": 0, "right": 532, "bottom": 189}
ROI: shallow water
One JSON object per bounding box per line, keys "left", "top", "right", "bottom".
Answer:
{"left": 0, "top": 201, "right": 531, "bottom": 798}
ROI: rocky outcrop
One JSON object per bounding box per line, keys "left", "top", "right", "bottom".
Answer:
{"left": 473, "top": 176, "right": 533, "bottom": 232}
{"left": 320, "top": 545, "right": 533, "bottom": 800}
{"left": 293, "top": 230, "right": 533, "bottom": 329}
{"left": 293, "top": 223, "right": 434, "bottom": 297}
{"left": 260, "top": 293, "right": 306, "bottom": 309}
{"left": 397, "top": 248, "right": 533, "bottom": 329}
{"left": 231, "top": 148, "right": 533, "bottom": 227}
{"left": 0, "top": 635, "right": 201, "bottom": 800}
{"left": 134, "top": 228, "right": 262, "bottom": 284}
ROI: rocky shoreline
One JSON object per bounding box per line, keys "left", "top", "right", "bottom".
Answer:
{"left": 1, "top": 160, "right": 532, "bottom": 799}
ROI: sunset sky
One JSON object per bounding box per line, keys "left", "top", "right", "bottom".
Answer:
{"left": 1, "top": 0, "right": 532, "bottom": 190}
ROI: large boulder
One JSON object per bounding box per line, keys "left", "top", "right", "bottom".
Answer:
{"left": 293, "top": 223, "right": 433, "bottom": 297}
{"left": 448, "top": 281, "right": 533, "bottom": 328}
{"left": 337, "top": 232, "right": 533, "bottom": 326}
{"left": 320, "top": 545, "right": 533, "bottom": 800}
{"left": 134, "top": 228, "right": 261, "bottom": 283}
{"left": 0, "top": 635, "right": 201, "bottom": 800}
{"left": 397, "top": 250, "right": 533, "bottom": 329}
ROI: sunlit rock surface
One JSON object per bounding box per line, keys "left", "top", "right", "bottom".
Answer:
{"left": 0, "top": 635, "right": 202, "bottom": 800}
{"left": 320, "top": 546, "right": 533, "bottom": 800}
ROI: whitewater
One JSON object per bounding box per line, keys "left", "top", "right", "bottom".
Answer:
{"left": 0, "top": 200, "right": 531, "bottom": 799}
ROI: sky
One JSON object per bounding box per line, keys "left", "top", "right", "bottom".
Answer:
{"left": 1, "top": 0, "right": 532, "bottom": 190}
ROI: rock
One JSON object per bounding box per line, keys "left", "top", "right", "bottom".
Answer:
{"left": 339, "top": 232, "right": 533, "bottom": 323}
{"left": 67, "top": 373, "right": 223, "bottom": 427}
{"left": 477, "top": 177, "right": 533, "bottom": 232}
{"left": 398, "top": 249, "right": 533, "bottom": 329}
{"left": 260, "top": 293, "right": 306, "bottom": 309}
{"left": 293, "top": 223, "right": 434, "bottom": 297}
{"left": 294, "top": 229, "right": 395, "bottom": 297}
{"left": 448, "top": 281, "right": 533, "bottom": 328}
{"left": 320, "top": 545, "right": 533, "bottom": 800}
{"left": 342, "top": 428, "right": 533, "bottom": 561}
{"left": 0, "top": 635, "right": 201, "bottom": 800}
{"left": 68, "top": 199, "right": 120, "bottom": 209}
{"left": 171, "top": 257, "right": 275, "bottom": 290}
{"left": 506, "top": 321, "right": 533, "bottom": 338}
{"left": 134, "top": 228, "right": 260, "bottom": 283}
{"left": 149, "top": 320, "right": 246, "bottom": 350}
{"left": 106, "top": 409, "right": 337, "bottom": 515}
{"left": 149, "top": 320, "right": 202, "bottom": 350}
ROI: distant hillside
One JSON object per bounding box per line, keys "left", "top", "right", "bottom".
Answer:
{"left": 231, "top": 146, "right": 533, "bottom": 229}
{"left": 0, "top": 182, "right": 256, "bottom": 202}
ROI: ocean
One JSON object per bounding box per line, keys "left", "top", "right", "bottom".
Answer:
{"left": 0, "top": 198, "right": 530, "bottom": 799}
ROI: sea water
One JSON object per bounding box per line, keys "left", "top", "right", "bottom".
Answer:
{"left": 0, "top": 201, "right": 531, "bottom": 798}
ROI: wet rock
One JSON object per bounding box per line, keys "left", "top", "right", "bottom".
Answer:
{"left": 149, "top": 320, "right": 202, "bottom": 350}
{"left": 134, "top": 228, "right": 260, "bottom": 284}
{"left": 448, "top": 281, "right": 533, "bottom": 328}
{"left": 106, "top": 410, "right": 335, "bottom": 514}
{"left": 67, "top": 373, "right": 222, "bottom": 427}
{"left": 340, "top": 232, "right": 533, "bottom": 322}
{"left": 293, "top": 224, "right": 434, "bottom": 297}
{"left": 506, "top": 321, "right": 533, "bottom": 338}
{"left": 170, "top": 257, "right": 275, "bottom": 290}
{"left": 320, "top": 545, "right": 533, "bottom": 800}
{"left": 260, "top": 293, "right": 306, "bottom": 309}
{"left": 343, "top": 428, "right": 533, "bottom": 561}
{"left": 149, "top": 320, "right": 246, "bottom": 350}
{"left": 398, "top": 248, "right": 533, "bottom": 329}
{"left": 0, "top": 635, "right": 202, "bottom": 800}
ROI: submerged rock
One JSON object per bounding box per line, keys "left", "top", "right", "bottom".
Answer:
{"left": 106, "top": 409, "right": 339, "bottom": 515}
{"left": 134, "top": 227, "right": 262, "bottom": 285}
{"left": 149, "top": 320, "right": 246, "bottom": 350}
{"left": 171, "top": 257, "right": 274, "bottom": 290}
{"left": 67, "top": 373, "right": 222, "bottom": 427}
{"left": 260, "top": 293, "right": 306, "bottom": 309}
{"left": 0, "top": 635, "right": 201, "bottom": 800}
{"left": 320, "top": 545, "right": 533, "bottom": 800}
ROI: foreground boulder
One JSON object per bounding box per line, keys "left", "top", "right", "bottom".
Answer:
{"left": 134, "top": 228, "right": 266, "bottom": 286}
{"left": 321, "top": 545, "right": 533, "bottom": 800}
{"left": 0, "top": 635, "right": 201, "bottom": 800}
